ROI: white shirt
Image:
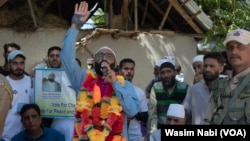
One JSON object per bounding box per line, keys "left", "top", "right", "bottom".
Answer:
{"left": 149, "top": 129, "right": 161, "bottom": 141}
{"left": 176, "top": 73, "right": 184, "bottom": 82}
{"left": 42, "top": 80, "right": 61, "bottom": 92}
{"left": 128, "top": 85, "right": 148, "bottom": 141}
{"left": 182, "top": 81, "right": 211, "bottom": 124}
{"left": 2, "top": 75, "right": 32, "bottom": 141}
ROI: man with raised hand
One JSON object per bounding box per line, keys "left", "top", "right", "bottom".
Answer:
{"left": 60, "top": 2, "right": 139, "bottom": 141}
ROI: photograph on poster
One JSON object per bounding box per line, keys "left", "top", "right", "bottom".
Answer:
{"left": 34, "top": 68, "right": 75, "bottom": 118}
{"left": 42, "top": 72, "right": 61, "bottom": 92}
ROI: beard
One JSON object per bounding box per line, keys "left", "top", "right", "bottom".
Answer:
{"left": 125, "top": 74, "right": 133, "bottom": 82}
{"left": 94, "top": 61, "right": 116, "bottom": 76}
{"left": 49, "top": 61, "right": 61, "bottom": 68}
{"left": 162, "top": 77, "right": 176, "bottom": 88}
{"left": 10, "top": 68, "right": 24, "bottom": 77}
{"left": 203, "top": 71, "right": 219, "bottom": 82}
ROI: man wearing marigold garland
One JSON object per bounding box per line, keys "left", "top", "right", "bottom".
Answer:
{"left": 60, "top": 1, "right": 139, "bottom": 141}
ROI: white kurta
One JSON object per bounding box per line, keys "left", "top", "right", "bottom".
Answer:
{"left": 183, "top": 81, "right": 211, "bottom": 124}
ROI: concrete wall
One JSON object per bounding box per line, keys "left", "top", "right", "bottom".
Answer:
{"left": 0, "top": 27, "right": 197, "bottom": 90}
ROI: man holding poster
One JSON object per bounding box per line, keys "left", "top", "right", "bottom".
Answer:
{"left": 33, "top": 46, "right": 76, "bottom": 141}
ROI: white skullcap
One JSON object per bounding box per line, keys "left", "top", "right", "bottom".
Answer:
{"left": 95, "top": 46, "right": 116, "bottom": 58}
{"left": 223, "top": 29, "right": 250, "bottom": 45}
{"left": 164, "top": 56, "right": 176, "bottom": 66}
{"left": 192, "top": 55, "right": 204, "bottom": 63}
{"left": 155, "top": 59, "right": 167, "bottom": 67}
{"left": 167, "top": 104, "right": 185, "bottom": 118}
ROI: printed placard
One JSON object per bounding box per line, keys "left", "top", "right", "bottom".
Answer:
{"left": 34, "top": 68, "right": 76, "bottom": 118}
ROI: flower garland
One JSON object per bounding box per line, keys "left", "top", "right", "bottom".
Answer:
{"left": 74, "top": 70, "right": 126, "bottom": 141}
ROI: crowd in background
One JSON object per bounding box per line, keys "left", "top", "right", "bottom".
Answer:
{"left": 1, "top": 1, "right": 250, "bottom": 141}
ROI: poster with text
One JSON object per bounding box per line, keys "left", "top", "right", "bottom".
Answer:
{"left": 34, "top": 68, "right": 76, "bottom": 118}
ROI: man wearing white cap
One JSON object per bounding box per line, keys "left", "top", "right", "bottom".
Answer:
{"left": 192, "top": 55, "right": 204, "bottom": 84}
{"left": 183, "top": 52, "right": 225, "bottom": 125}
{"left": 145, "top": 56, "right": 176, "bottom": 99}
{"left": 147, "top": 61, "right": 188, "bottom": 133}
{"left": 149, "top": 104, "right": 186, "bottom": 141}
{"left": 165, "top": 104, "right": 186, "bottom": 125}
{"left": 208, "top": 29, "right": 250, "bottom": 125}
{"left": 60, "top": 2, "right": 139, "bottom": 140}
{"left": 164, "top": 56, "right": 176, "bottom": 66}
{"left": 2, "top": 50, "right": 33, "bottom": 141}
{"left": 145, "top": 59, "right": 167, "bottom": 99}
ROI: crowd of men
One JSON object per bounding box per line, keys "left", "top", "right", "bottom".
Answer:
{"left": 1, "top": 1, "right": 250, "bottom": 141}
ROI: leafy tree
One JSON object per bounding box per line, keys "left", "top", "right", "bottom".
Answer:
{"left": 91, "top": 8, "right": 105, "bottom": 26}
{"left": 194, "top": 0, "right": 250, "bottom": 50}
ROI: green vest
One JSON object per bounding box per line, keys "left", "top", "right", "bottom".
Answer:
{"left": 153, "top": 81, "right": 188, "bottom": 124}
{"left": 211, "top": 74, "right": 250, "bottom": 125}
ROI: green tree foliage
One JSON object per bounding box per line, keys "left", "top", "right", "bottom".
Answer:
{"left": 91, "top": 8, "right": 105, "bottom": 26}
{"left": 194, "top": 0, "right": 250, "bottom": 49}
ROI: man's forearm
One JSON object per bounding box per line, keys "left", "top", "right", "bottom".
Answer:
{"left": 113, "top": 81, "right": 139, "bottom": 117}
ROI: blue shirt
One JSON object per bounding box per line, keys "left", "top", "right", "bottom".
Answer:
{"left": 11, "top": 127, "right": 65, "bottom": 141}
{"left": 60, "top": 28, "right": 139, "bottom": 140}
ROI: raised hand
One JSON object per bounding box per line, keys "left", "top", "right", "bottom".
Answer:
{"left": 71, "top": 1, "right": 90, "bottom": 30}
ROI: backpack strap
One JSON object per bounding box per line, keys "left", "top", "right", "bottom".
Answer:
{"left": 215, "top": 73, "right": 250, "bottom": 124}
{"left": 211, "top": 77, "right": 227, "bottom": 106}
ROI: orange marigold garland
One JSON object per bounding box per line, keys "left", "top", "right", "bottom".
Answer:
{"left": 74, "top": 71, "right": 126, "bottom": 141}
